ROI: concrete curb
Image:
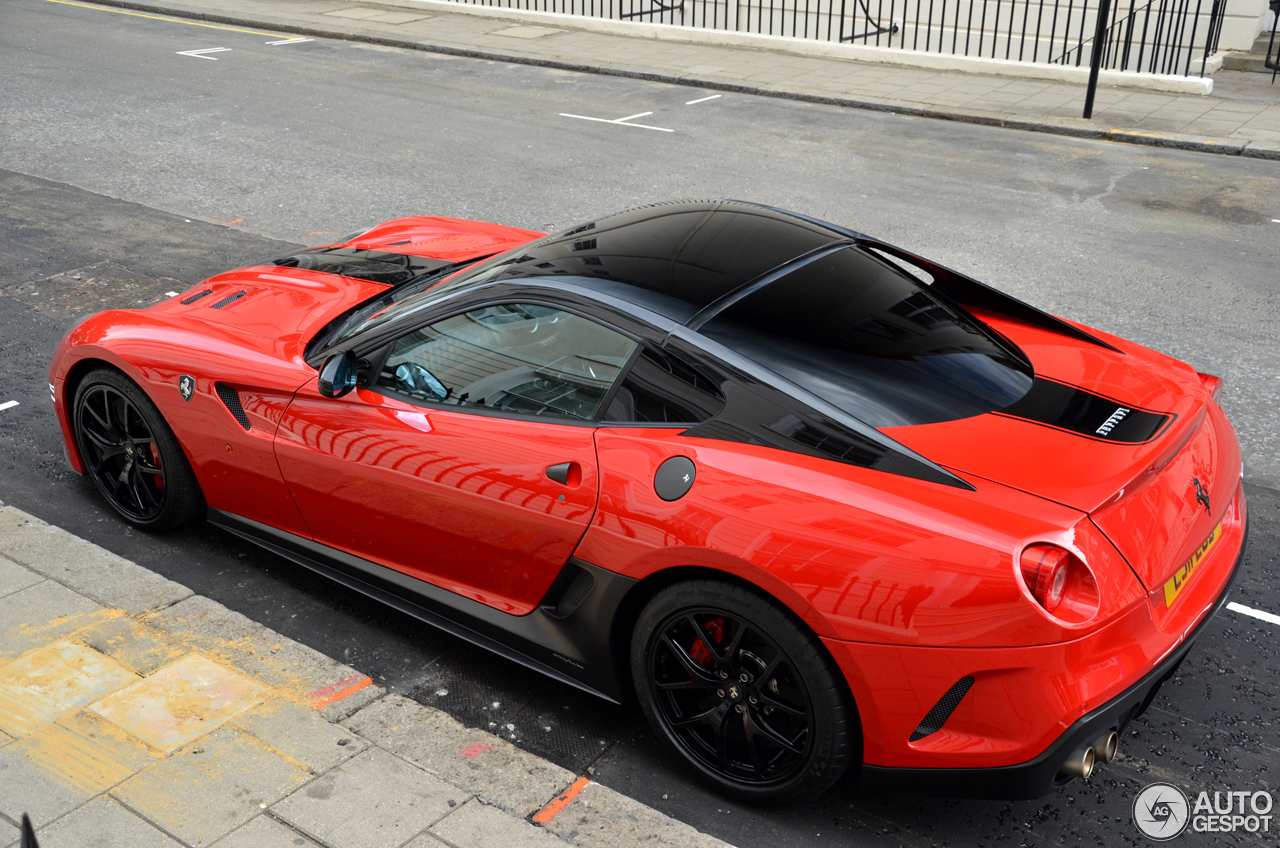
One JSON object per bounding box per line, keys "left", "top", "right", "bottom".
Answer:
{"left": 77, "top": 0, "right": 1264, "bottom": 158}
{"left": 0, "top": 504, "right": 734, "bottom": 848}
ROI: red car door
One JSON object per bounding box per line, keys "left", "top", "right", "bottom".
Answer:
{"left": 274, "top": 302, "right": 638, "bottom": 615}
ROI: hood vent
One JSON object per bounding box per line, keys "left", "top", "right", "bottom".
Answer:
{"left": 210, "top": 290, "right": 247, "bottom": 310}
{"left": 181, "top": 289, "right": 214, "bottom": 305}
{"left": 215, "top": 383, "right": 251, "bottom": 430}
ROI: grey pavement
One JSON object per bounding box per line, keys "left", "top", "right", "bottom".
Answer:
{"left": 0, "top": 505, "right": 731, "bottom": 848}
{"left": 85, "top": 0, "right": 1280, "bottom": 155}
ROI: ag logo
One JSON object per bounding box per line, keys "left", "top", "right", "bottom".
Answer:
{"left": 178, "top": 375, "right": 195, "bottom": 402}
{"left": 1134, "top": 783, "right": 1190, "bottom": 840}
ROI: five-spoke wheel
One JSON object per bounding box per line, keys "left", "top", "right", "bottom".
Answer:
{"left": 73, "top": 368, "right": 202, "bottom": 530}
{"left": 632, "top": 580, "right": 858, "bottom": 802}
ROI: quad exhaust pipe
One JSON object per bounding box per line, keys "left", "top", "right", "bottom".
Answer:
{"left": 1057, "top": 730, "right": 1120, "bottom": 781}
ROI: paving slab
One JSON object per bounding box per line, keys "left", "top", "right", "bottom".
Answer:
{"left": 344, "top": 694, "right": 576, "bottom": 819}
{"left": 538, "top": 781, "right": 731, "bottom": 848}
{"left": 230, "top": 697, "right": 366, "bottom": 774}
{"left": 0, "top": 555, "right": 42, "bottom": 600}
{"left": 146, "top": 596, "right": 383, "bottom": 719}
{"left": 0, "top": 507, "right": 190, "bottom": 614}
{"left": 0, "top": 640, "right": 139, "bottom": 736}
{"left": 13, "top": 709, "right": 161, "bottom": 798}
{"left": 0, "top": 580, "right": 109, "bottom": 662}
{"left": 209, "top": 814, "right": 324, "bottom": 848}
{"left": 431, "top": 798, "right": 572, "bottom": 848}
{"left": 29, "top": 796, "right": 183, "bottom": 848}
{"left": 73, "top": 616, "right": 190, "bottom": 677}
{"left": 0, "top": 817, "right": 16, "bottom": 848}
{"left": 271, "top": 747, "right": 462, "bottom": 848}
{"left": 114, "top": 727, "right": 310, "bottom": 847}
{"left": 90, "top": 653, "right": 269, "bottom": 753}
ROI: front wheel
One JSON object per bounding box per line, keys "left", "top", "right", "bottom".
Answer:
{"left": 73, "top": 368, "right": 203, "bottom": 531}
{"left": 630, "top": 579, "right": 859, "bottom": 803}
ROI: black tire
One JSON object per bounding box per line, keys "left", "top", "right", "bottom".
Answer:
{"left": 73, "top": 368, "right": 203, "bottom": 531}
{"left": 630, "top": 579, "right": 859, "bottom": 803}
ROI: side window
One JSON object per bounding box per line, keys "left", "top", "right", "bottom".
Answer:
{"left": 377, "top": 304, "right": 638, "bottom": 422}
{"left": 602, "top": 346, "right": 726, "bottom": 424}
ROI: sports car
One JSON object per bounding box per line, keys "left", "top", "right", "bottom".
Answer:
{"left": 49, "top": 201, "right": 1247, "bottom": 802}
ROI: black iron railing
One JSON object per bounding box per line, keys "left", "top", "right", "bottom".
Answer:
{"left": 1267, "top": 0, "right": 1280, "bottom": 82}
{"left": 454, "top": 0, "right": 1227, "bottom": 76}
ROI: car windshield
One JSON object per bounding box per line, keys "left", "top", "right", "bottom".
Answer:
{"left": 698, "top": 246, "right": 1034, "bottom": 428}
{"left": 326, "top": 243, "right": 548, "bottom": 347}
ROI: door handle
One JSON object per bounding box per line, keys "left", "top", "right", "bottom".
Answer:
{"left": 545, "top": 462, "right": 581, "bottom": 487}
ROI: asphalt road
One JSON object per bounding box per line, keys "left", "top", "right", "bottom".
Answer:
{"left": 1, "top": 1, "right": 1278, "bottom": 846}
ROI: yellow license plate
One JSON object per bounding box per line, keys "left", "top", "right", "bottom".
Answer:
{"left": 1162, "top": 522, "right": 1223, "bottom": 608}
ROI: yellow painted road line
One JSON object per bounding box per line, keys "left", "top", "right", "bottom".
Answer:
{"left": 43, "top": 0, "right": 283, "bottom": 37}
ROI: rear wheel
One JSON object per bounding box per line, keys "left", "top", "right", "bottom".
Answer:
{"left": 631, "top": 579, "right": 858, "bottom": 803}
{"left": 73, "top": 368, "right": 203, "bottom": 531}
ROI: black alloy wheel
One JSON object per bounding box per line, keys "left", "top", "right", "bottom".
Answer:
{"left": 73, "top": 368, "right": 202, "bottom": 531}
{"left": 632, "top": 580, "right": 858, "bottom": 802}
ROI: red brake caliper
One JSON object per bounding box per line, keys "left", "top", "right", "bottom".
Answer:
{"left": 689, "top": 617, "right": 725, "bottom": 667}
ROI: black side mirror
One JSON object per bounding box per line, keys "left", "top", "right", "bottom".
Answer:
{"left": 318, "top": 350, "right": 359, "bottom": 398}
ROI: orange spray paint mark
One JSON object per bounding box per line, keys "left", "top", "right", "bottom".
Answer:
{"left": 459, "top": 743, "right": 494, "bottom": 760}
{"left": 309, "top": 674, "right": 372, "bottom": 709}
{"left": 220, "top": 218, "right": 245, "bottom": 227}
{"left": 532, "top": 776, "right": 591, "bottom": 825}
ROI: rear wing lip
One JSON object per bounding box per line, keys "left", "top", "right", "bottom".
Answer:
{"left": 732, "top": 201, "right": 1125, "bottom": 356}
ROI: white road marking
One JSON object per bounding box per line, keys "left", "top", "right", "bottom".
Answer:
{"left": 177, "top": 47, "right": 231, "bottom": 60}
{"left": 165, "top": 291, "right": 179, "bottom": 297}
{"left": 0, "top": 401, "right": 19, "bottom": 412}
{"left": 267, "top": 37, "right": 313, "bottom": 45}
{"left": 559, "top": 111, "right": 674, "bottom": 132}
{"left": 685, "top": 94, "right": 722, "bottom": 105}
{"left": 1227, "top": 602, "right": 1280, "bottom": 627}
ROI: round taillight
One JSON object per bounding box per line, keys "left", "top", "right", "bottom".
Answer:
{"left": 1021, "top": 544, "right": 1071, "bottom": 612}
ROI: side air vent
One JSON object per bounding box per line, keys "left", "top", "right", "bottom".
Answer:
{"left": 540, "top": 565, "right": 595, "bottom": 619}
{"left": 214, "top": 383, "right": 251, "bottom": 430}
{"left": 909, "top": 676, "right": 975, "bottom": 742}
{"left": 181, "top": 289, "right": 214, "bottom": 305}
{"left": 209, "top": 290, "right": 247, "bottom": 310}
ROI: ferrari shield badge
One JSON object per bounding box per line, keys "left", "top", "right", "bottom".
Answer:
{"left": 178, "top": 375, "right": 195, "bottom": 402}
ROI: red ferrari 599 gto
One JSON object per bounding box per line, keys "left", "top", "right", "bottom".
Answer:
{"left": 49, "top": 201, "right": 1246, "bottom": 802}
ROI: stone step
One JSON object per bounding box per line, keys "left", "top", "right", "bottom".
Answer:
{"left": 1220, "top": 50, "right": 1277, "bottom": 72}
{"left": 1250, "top": 31, "right": 1280, "bottom": 54}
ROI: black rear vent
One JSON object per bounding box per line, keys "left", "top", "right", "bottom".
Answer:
{"left": 209, "top": 290, "right": 247, "bottom": 310}
{"left": 909, "top": 676, "right": 975, "bottom": 742}
{"left": 541, "top": 566, "right": 595, "bottom": 619}
{"left": 215, "top": 383, "right": 251, "bottom": 430}
{"left": 181, "top": 289, "right": 214, "bottom": 305}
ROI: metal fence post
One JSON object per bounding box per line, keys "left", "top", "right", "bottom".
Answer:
{"left": 1082, "top": 0, "right": 1113, "bottom": 116}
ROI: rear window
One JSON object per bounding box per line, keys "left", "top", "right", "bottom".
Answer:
{"left": 698, "top": 247, "right": 1033, "bottom": 428}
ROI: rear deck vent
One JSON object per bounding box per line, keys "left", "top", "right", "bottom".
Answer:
{"left": 214, "top": 383, "right": 251, "bottom": 430}
{"left": 909, "top": 676, "right": 975, "bottom": 742}
{"left": 209, "top": 290, "right": 247, "bottom": 310}
{"left": 180, "top": 289, "right": 214, "bottom": 305}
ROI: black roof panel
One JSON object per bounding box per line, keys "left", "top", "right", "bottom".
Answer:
{"left": 455, "top": 201, "right": 843, "bottom": 322}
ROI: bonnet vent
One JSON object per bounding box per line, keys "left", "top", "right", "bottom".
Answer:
{"left": 209, "top": 290, "right": 247, "bottom": 310}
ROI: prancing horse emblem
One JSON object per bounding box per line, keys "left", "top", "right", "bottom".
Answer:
{"left": 178, "top": 375, "right": 195, "bottom": 402}
{"left": 1192, "top": 478, "right": 1211, "bottom": 514}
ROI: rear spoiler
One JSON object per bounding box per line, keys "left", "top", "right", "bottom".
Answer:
{"left": 735, "top": 201, "right": 1124, "bottom": 355}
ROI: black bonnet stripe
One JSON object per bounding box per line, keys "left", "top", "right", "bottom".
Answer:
{"left": 271, "top": 247, "right": 454, "bottom": 287}
{"left": 994, "top": 377, "right": 1173, "bottom": 444}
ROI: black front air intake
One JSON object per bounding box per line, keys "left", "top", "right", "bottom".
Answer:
{"left": 215, "top": 383, "right": 251, "bottom": 430}
{"left": 909, "top": 676, "right": 975, "bottom": 742}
